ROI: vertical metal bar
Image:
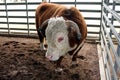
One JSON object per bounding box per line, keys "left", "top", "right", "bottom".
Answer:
{"left": 25, "top": 0, "right": 29, "bottom": 36}
{"left": 104, "top": 0, "right": 109, "bottom": 31}
{"left": 5, "top": 0, "right": 10, "bottom": 35}
{"left": 103, "top": 1, "right": 112, "bottom": 79}
{"left": 49, "top": 0, "right": 50, "bottom": 2}
{"left": 111, "top": 1, "right": 115, "bottom": 28}
{"left": 75, "top": 0, "right": 76, "bottom": 7}
{"left": 117, "top": 42, "right": 120, "bottom": 57}
{"left": 114, "top": 33, "right": 120, "bottom": 79}
{"left": 117, "top": 33, "right": 120, "bottom": 58}
{"left": 112, "top": 0, "right": 118, "bottom": 76}
{"left": 110, "top": 1, "right": 116, "bottom": 50}
{"left": 99, "top": 0, "right": 104, "bottom": 41}
{"left": 110, "top": 1, "right": 116, "bottom": 43}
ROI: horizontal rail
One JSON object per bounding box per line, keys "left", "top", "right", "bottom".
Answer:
{"left": 0, "top": 2, "right": 102, "bottom": 5}
{"left": 114, "top": 0, "right": 120, "bottom": 3}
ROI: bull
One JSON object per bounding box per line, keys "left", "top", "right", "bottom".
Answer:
{"left": 35, "top": 1, "right": 87, "bottom": 69}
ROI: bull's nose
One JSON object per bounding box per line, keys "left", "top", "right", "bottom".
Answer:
{"left": 46, "top": 55, "right": 53, "bottom": 60}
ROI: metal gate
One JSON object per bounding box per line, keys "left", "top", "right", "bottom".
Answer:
{"left": 100, "top": 0, "right": 120, "bottom": 80}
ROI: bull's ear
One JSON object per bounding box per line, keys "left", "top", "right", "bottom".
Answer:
{"left": 66, "top": 20, "right": 81, "bottom": 47}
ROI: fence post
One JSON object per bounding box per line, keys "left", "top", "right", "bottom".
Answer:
{"left": 99, "top": 0, "right": 104, "bottom": 41}
{"left": 25, "top": 0, "right": 29, "bottom": 37}
{"left": 5, "top": 0, "right": 10, "bottom": 35}
{"left": 117, "top": 33, "right": 120, "bottom": 56}
{"left": 75, "top": 0, "right": 76, "bottom": 7}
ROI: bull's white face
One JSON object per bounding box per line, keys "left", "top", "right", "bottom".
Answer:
{"left": 45, "top": 17, "right": 75, "bottom": 61}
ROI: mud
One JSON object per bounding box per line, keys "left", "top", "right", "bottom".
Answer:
{"left": 0, "top": 36, "right": 100, "bottom": 80}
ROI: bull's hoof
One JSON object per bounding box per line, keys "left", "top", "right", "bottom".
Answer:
{"left": 40, "top": 43, "right": 47, "bottom": 50}
{"left": 70, "top": 64, "right": 78, "bottom": 69}
{"left": 55, "top": 67, "right": 63, "bottom": 72}
{"left": 70, "top": 61, "right": 78, "bottom": 69}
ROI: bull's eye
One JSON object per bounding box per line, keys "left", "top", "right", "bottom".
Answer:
{"left": 57, "top": 37, "right": 64, "bottom": 43}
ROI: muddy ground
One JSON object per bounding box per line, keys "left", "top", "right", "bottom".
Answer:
{"left": 0, "top": 36, "right": 100, "bottom": 80}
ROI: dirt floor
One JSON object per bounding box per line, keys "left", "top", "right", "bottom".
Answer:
{"left": 0, "top": 36, "right": 100, "bottom": 80}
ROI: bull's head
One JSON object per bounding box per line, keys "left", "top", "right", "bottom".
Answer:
{"left": 41, "top": 17, "right": 81, "bottom": 61}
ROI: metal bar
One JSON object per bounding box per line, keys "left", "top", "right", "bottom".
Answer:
{"left": 1, "top": 9, "right": 35, "bottom": 11}
{"left": 0, "top": 16, "right": 35, "bottom": 18}
{"left": 110, "top": 1, "right": 116, "bottom": 39}
{"left": 2, "top": 22, "right": 34, "bottom": 24}
{"left": 48, "top": 2, "right": 102, "bottom": 5}
{"left": 25, "top": 0, "right": 29, "bottom": 36}
{"left": 100, "top": 0, "right": 104, "bottom": 41}
{"left": 0, "top": 27, "right": 36, "bottom": 31}
{"left": 0, "top": 2, "right": 102, "bottom": 5}
{"left": 111, "top": 1, "right": 116, "bottom": 25}
{"left": 117, "top": 43, "right": 120, "bottom": 57}
{"left": 0, "top": 9, "right": 101, "bottom": 13}
{"left": 0, "top": 22, "right": 100, "bottom": 27}
{"left": 0, "top": 15, "right": 101, "bottom": 20}
{"left": 79, "top": 10, "right": 101, "bottom": 12}
{"left": 114, "top": 0, "right": 120, "bottom": 3}
{"left": 87, "top": 32, "right": 100, "bottom": 34}
{"left": 101, "top": 34, "right": 107, "bottom": 80}
{"left": 0, "top": 1, "right": 117, "bottom": 6}
{"left": 111, "top": 1, "right": 119, "bottom": 75}
{"left": 74, "top": 0, "right": 76, "bottom": 7}
{"left": 4, "top": 0, "right": 10, "bottom": 35}
{"left": 0, "top": 7, "right": 101, "bottom": 13}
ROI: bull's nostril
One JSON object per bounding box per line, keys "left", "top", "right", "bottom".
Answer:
{"left": 44, "top": 44, "right": 48, "bottom": 48}
{"left": 50, "top": 55, "right": 53, "bottom": 58}
{"left": 47, "top": 55, "right": 53, "bottom": 59}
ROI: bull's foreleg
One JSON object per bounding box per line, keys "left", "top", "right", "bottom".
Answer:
{"left": 71, "top": 44, "right": 84, "bottom": 68}
{"left": 70, "top": 50, "right": 80, "bottom": 68}
{"left": 38, "top": 31, "right": 43, "bottom": 50}
{"left": 39, "top": 38, "right": 47, "bottom": 50}
{"left": 43, "top": 38, "right": 47, "bottom": 50}
{"left": 55, "top": 56, "right": 64, "bottom": 72}
{"left": 37, "top": 29, "right": 48, "bottom": 50}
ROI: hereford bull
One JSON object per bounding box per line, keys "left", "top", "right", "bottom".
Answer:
{"left": 35, "top": 1, "right": 87, "bottom": 68}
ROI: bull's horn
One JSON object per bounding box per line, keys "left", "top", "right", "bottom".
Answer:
{"left": 65, "top": 20, "right": 81, "bottom": 41}
{"left": 38, "top": 19, "right": 49, "bottom": 37}
{"left": 38, "top": 19, "right": 49, "bottom": 30}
